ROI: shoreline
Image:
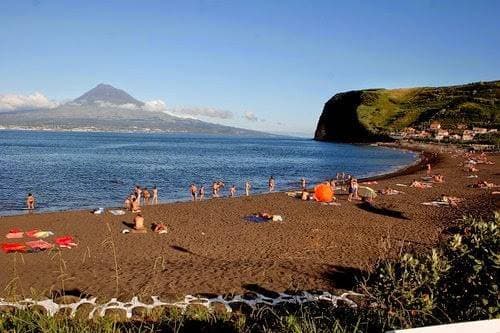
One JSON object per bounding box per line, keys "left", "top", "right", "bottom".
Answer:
{"left": 0, "top": 143, "right": 421, "bottom": 218}
{"left": 0, "top": 144, "right": 497, "bottom": 300}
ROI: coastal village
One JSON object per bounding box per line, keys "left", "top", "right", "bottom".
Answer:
{"left": 390, "top": 121, "right": 498, "bottom": 148}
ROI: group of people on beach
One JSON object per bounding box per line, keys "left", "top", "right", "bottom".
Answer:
{"left": 123, "top": 185, "right": 159, "bottom": 213}
{"left": 188, "top": 176, "right": 278, "bottom": 201}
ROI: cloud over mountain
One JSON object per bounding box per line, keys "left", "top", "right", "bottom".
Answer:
{"left": 169, "top": 106, "right": 234, "bottom": 119}
{"left": 243, "top": 111, "right": 259, "bottom": 122}
{"left": 0, "top": 92, "right": 59, "bottom": 111}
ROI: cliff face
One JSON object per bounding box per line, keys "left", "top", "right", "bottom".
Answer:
{"left": 314, "top": 80, "right": 500, "bottom": 142}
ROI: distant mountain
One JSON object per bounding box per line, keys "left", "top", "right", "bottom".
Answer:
{"left": 73, "top": 83, "right": 144, "bottom": 106}
{"left": 315, "top": 80, "right": 500, "bottom": 142}
{"left": 0, "top": 84, "right": 270, "bottom": 136}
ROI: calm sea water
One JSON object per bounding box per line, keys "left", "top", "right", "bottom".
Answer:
{"left": 0, "top": 130, "right": 417, "bottom": 216}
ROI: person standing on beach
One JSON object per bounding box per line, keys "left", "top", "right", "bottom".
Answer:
{"left": 152, "top": 186, "right": 158, "bottom": 204}
{"left": 134, "top": 185, "right": 142, "bottom": 205}
{"left": 245, "top": 181, "right": 251, "bottom": 196}
{"left": 229, "top": 185, "right": 236, "bottom": 197}
{"left": 143, "top": 188, "right": 151, "bottom": 205}
{"left": 198, "top": 185, "right": 205, "bottom": 200}
{"left": 300, "top": 177, "right": 306, "bottom": 190}
{"left": 426, "top": 163, "right": 432, "bottom": 176}
{"left": 131, "top": 197, "right": 141, "bottom": 213}
{"left": 269, "top": 176, "right": 275, "bottom": 192}
{"left": 26, "top": 193, "right": 35, "bottom": 209}
{"left": 190, "top": 184, "right": 198, "bottom": 201}
{"left": 212, "top": 182, "right": 218, "bottom": 198}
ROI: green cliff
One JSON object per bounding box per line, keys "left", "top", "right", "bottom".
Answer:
{"left": 314, "top": 80, "right": 500, "bottom": 142}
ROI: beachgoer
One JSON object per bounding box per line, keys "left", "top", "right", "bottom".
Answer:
{"left": 124, "top": 196, "right": 131, "bottom": 210}
{"left": 26, "top": 193, "right": 35, "bottom": 209}
{"left": 440, "top": 194, "right": 462, "bottom": 207}
{"left": 229, "top": 185, "right": 236, "bottom": 197}
{"left": 348, "top": 178, "right": 359, "bottom": 201}
{"left": 301, "top": 189, "right": 309, "bottom": 201}
{"left": 212, "top": 182, "right": 218, "bottom": 198}
{"left": 198, "top": 185, "right": 205, "bottom": 200}
{"left": 269, "top": 176, "right": 275, "bottom": 192}
{"left": 190, "top": 184, "right": 197, "bottom": 201}
{"left": 432, "top": 174, "right": 444, "bottom": 183}
{"left": 426, "top": 163, "right": 432, "bottom": 176}
{"left": 152, "top": 222, "right": 168, "bottom": 233}
{"left": 300, "top": 177, "right": 306, "bottom": 190}
{"left": 132, "top": 214, "right": 146, "bottom": 233}
{"left": 410, "top": 180, "right": 432, "bottom": 189}
{"left": 152, "top": 186, "right": 158, "bottom": 204}
{"left": 143, "top": 187, "right": 151, "bottom": 205}
{"left": 134, "top": 185, "right": 142, "bottom": 205}
{"left": 131, "top": 197, "right": 141, "bottom": 213}
{"left": 245, "top": 181, "right": 251, "bottom": 196}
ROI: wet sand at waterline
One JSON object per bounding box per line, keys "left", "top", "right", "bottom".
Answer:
{"left": 0, "top": 150, "right": 498, "bottom": 300}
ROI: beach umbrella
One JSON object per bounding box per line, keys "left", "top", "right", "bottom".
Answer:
{"left": 313, "top": 183, "right": 334, "bottom": 202}
{"left": 358, "top": 186, "right": 377, "bottom": 199}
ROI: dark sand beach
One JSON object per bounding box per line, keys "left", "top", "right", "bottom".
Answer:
{"left": 0, "top": 147, "right": 498, "bottom": 301}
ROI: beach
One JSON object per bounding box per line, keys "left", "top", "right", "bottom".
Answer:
{"left": 0, "top": 147, "right": 498, "bottom": 301}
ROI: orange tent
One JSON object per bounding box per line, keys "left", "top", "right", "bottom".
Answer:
{"left": 313, "top": 183, "right": 334, "bottom": 202}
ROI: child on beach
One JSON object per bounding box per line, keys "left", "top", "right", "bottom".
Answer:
{"left": 269, "top": 176, "right": 275, "bottom": 192}
{"left": 198, "top": 185, "right": 205, "bottom": 200}
{"left": 229, "top": 185, "right": 236, "bottom": 197}
{"left": 348, "top": 178, "right": 359, "bottom": 201}
{"left": 190, "top": 184, "right": 197, "bottom": 201}
{"left": 245, "top": 181, "right": 251, "bottom": 196}
{"left": 152, "top": 186, "right": 158, "bottom": 204}
{"left": 26, "top": 193, "right": 35, "bottom": 209}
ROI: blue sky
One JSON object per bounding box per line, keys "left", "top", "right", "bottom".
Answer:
{"left": 0, "top": 0, "right": 499, "bottom": 136}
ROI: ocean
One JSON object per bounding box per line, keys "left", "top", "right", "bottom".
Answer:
{"left": 0, "top": 130, "right": 417, "bottom": 216}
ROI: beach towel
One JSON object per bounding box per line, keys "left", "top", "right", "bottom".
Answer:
{"left": 244, "top": 215, "right": 271, "bottom": 223}
{"left": 109, "top": 209, "right": 125, "bottom": 216}
{"left": 25, "top": 229, "right": 40, "bottom": 237}
{"left": 6, "top": 229, "right": 24, "bottom": 239}
{"left": 321, "top": 202, "right": 341, "bottom": 206}
{"left": 32, "top": 231, "right": 54, "bottom": 239}
{"left": 466, "top": 175, "right": 478, "bottom": 178}
{"left": 1, "top": 243, "right": 27, "bottom": 253}
{"left": 55, "top": 236, "right": 77, "bottom": 249}
{"left": 92, "top": 208, "right": 104, "bottom": 215}
{"left": 26, "top": 240, "right": 53, "bottom": 251}
{"left": 395, "top": 184, "right": 408, "bottom": 187}
{"left": 422, "top": 201, "right": 450, "bottom": 207}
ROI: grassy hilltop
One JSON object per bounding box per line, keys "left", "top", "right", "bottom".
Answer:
{"left": 315, "top": 80, "right": 499, "bottom": 142}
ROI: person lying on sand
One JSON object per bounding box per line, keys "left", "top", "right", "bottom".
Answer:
{"left": 471, "top": 180, "right": 499, "bottom": 189}
{"left": 379, "top": 187, "right": 404, "bottom": 195}
{"left": 301, "top": 189, "right": 310, "bottom": 201}
{"left": 152, "top": 222, "right": 168, "bottom": 234}
{"left": 466, "top": 164, "right": 479, "bottom": 172}
{"left": 439, "top": 194, "right": 463, "bottom": 208}
{"left": 131, "top": 197, "right": 141, "bottom": 213}
{"left": 26, "top": 193, "right": 36, "bottom": 209}
{"left": 432, "top": 174, "right": 445, "bottom": 183}
{"left": 410, "top": 180, "right": 432, "bottom": 189}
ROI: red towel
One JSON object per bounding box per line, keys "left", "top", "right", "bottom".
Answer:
{"left": 55, "top": 236, "right": 77, "bottom": 248}
{"left": 25, "top": 229, "right": 40, "bottom": 238}
{"left": 1, "top": 243, "right": 27, "bottom": 253}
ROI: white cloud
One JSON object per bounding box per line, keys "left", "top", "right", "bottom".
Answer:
{"left": 143, "top": 100, "right": 167, "bottom": 112}
{"left": 243, "top": 111, "right": 259, "bottom": 122}
{"left": 0, "top": 92, "right": 59, "bottom": 111}
{"left": 169, "top": 106, "right": 233, "bottom": 119}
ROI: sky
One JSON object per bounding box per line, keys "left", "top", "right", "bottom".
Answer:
{"left": 0, "top": 0, "right": 499, "bottom": 136}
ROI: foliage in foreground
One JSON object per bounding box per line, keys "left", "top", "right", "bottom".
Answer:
{"left": 0, "top": 213, "right": 498, "bottom": 333}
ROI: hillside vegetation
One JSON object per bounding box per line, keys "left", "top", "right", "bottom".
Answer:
{"left": 315, "top": 80, "right": 499, "bottom": 142}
